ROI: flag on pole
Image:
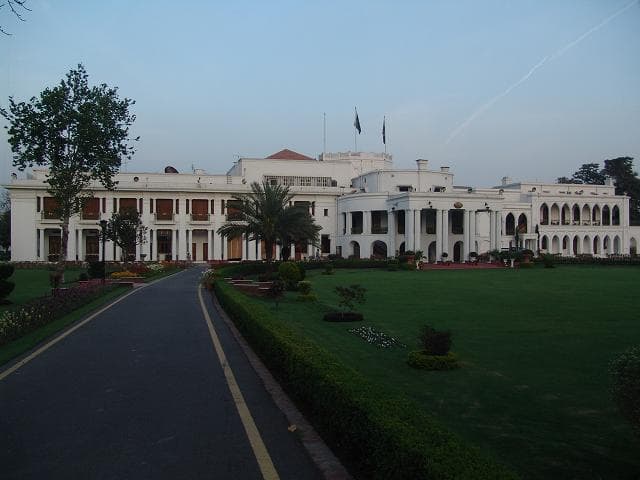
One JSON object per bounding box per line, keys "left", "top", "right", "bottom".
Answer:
{"left": 382, "top": 116, "right": 386, "bottom": 145}
{"left": 354, "top": 108, "right": 361, "bottom": 134}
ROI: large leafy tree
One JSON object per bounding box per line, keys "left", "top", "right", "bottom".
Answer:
{"left": 1, "top": 64, "right": 138, "bottom": 270}
{"left": 216, "top": 181, "right": 321, "bottom": 267}
{"left": 105, "top": 209, "right": 148, "bottom": 262}
{"left": 572, "top": 163, "right": 606, "bottom": 185}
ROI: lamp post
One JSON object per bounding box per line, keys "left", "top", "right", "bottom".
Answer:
{"left": 99, "top": 219, "right": 107, "bottom": 283}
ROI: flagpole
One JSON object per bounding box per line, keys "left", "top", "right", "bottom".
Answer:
{"left": 384, "top": 116, "right": 387, "bottom": 156}
{"left": 323, "top": 112, "right": 326, "bottom": 159}
{"left": 354, "top": 107, "right": 357, "bottom": 152}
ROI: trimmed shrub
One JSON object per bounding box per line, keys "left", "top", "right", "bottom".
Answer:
{"left": 297, "top": 280, "right": 312, "bottom": 295}
{"left": 78, "top": 272, "right": 89, "bottom": 281}
{"left": 518, "top": 262, "right": 535, "bottom": 269}
{"left": 407, "top": 351, "right": 459, "bottom": 370}
{"left": 0, "top": 263, "right": 15, "bottom": 279}
{"left": 297, "top": 293, "right": 318, "bottom": 302}
{"left": 278, "top": 261, "right": 302, "bottom": 290}
{"left": 419, "top": 325, "right": 452, "bottom": 356}
{"left": 541, "top": 254, "right": 555, "bottom": 268}
{"left": 610, "top": 345, "right": 640, "bottom": 435}
{"left": 323, "top": 262, "right": 334, "bottom": 275}
{"left": 212, "top": 277, "right": 517, "bottom": 480}
{"left": 323, "top": 311, "right": 364, "bottom": 322}
{"left": 88, "top": 261, "right": 105, "bottom": 279}
{"left": 387, "top": 259, "right": 399, "bottom": 271}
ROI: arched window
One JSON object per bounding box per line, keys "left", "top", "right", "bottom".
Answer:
{"left": 505, "top": 213, "right": 515, "bottom": 235}
{"left": 541, "top": 236, "right": 548, "bottom": 250}
{"left": 602, "top": 205, "right": 611, "bottom": 226}
{"left": 572, "top": 204, "right": 580, "bottom": 223}
{"left": 540, "top": 204, "right": 549, "bottom": 225}
{"left": 612, "top": 205, "right": 620, "bottom": 226}
{"left": 517, "top": 214, "right": 527, "bottom": 234}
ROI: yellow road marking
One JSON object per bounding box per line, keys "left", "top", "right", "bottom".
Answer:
{"left": 197, "top": 286, "right": 280, "bottom": 480}
{"left": 0, "top": 287, "right": 140, "bottom": 382}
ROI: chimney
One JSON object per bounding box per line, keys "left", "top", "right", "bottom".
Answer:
{"left": 605, "top": 176, "right": 614, "bottom": 186}
{"left": 501, "top": 176, "right": 512, "bottom": 186}
{"left": 416, "top": 159, "right": 429, "bottom": 170}
{"left": 440, "top": 166, "right": 450, "bottom": 173}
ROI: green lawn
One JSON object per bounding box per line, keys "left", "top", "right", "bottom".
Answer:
{"left": 246, "top": 266, "right": 640, "bottom": 479}
{"left": 1, "top": 268, "right": 83, "bottom": 312}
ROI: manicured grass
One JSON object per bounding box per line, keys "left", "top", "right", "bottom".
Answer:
{"left": 0, "top": 285, "right": 130, "bottom": 366}
{"left": 1, "top": 268, "right": 83, "bottom": 312}
{"left": 244, "top": 266, "right": 640, "bottom": 479}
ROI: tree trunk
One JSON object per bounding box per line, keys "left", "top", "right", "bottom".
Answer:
{"left": 58, "top": 219, "right": 70, "bottom": 283}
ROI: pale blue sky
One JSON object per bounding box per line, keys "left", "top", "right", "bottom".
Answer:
{"left": 2, "top": 0, "right": 639, "bottom": 187}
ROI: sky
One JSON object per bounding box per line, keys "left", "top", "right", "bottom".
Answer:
{"left": 1, "top": 0, "right": 639, "bottom": 187}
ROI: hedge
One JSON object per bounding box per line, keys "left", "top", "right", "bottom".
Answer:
{"left": 213, "top": 278, "right": 518, "bottom": 479}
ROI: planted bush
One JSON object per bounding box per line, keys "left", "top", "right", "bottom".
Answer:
{"left": 278, "top": 261, "right": 302, "bottom": 290}
{"left": 419, "top": 325, "right": 452, "bottom": 355}
{"left": 610, "top": 345, "right": 640, "bottom": 435}
{"left": 407, "top": 351, "right": 458, "bottom": 370}
{"left": 0, "top": 262, "right": 15, "bottom": 304}
{"left": 87, "top": 261, "right": 105, "bottom": 279}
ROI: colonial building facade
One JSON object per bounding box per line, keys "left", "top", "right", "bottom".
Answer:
{"left": 7, "top": 149, "right": 640, "bottom": 263}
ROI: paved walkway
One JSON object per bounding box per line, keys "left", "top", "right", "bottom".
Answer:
{"left": 0, "top": 268, "right": 324, "bottom": 479}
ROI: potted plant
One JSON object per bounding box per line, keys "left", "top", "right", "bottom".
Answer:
{"left": 441, "top": 252, "right": 449, "bottom": 263}
{"left": 468, "top": 251, "right": 478, "bottom": 265}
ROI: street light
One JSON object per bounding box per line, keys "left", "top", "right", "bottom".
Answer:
{"left": 99, "top": 219, "right": 107, "bottom": 283}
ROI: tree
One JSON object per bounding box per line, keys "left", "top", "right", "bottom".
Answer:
{"left": 335, "top": 284, "right": 366, "bottom": 312}
{"left": 602, "top": 157, "right": 640, "bottom": 225}
{"left": 556, "top": 176, "right": 581, "bottom": 184}
{"left": 216, "top": 181, "right": 321, "bottom": 268}
{"left": 572, "top": 163, "right": 605, "bottom": 185}
{"left": 1, "top": 0, "right": 29, "bottom": 35}
{"left": 105, "top": 209, "right": 148, "bottom": 262}
{"left": 1, "top": 64, "right": 138, "bottom": 272}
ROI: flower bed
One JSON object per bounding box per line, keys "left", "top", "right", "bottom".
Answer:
{"left": 0, "top": 282, "right": 125, "bottom": 347}
{"left": 348, "top": 325, "right": 405, "bottom": 348}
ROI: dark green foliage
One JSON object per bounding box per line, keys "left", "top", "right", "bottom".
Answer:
{"left": 296, "top": 293, "right": 317, "bottom": 302}
{"left": 323, "top": 311, "right": 363, "bottom": 322}
{"left": 323, "top": 261, "right": 334, "bottom": 275}
{"left": 407, "top": 351, "right": 459, "bottom": 370}
{"left": 0, "top": 263, "right": 15, "bottom": 279}
{"left": 78, "top": 272, "right": 89, "bottom": 281}
{"left": 386, "top": 259, "right": 399, "bottom": 271}
{"left": 267, "top": 278, "right": 285, "bottom": 309}
{"left": 335, "top": 284, "right": 366, "bottom": 312}
{"left": 0, "top": 279, "right": 15, "bottom": 300}
{"left": 541, "top": 254, "right": 555, "bottom": 268}
{"left": 297, "top": 280, "right": 312, "bottom": 295}
{"left": 419, "top": 325, "right": 452, "bottom": 355}
{"left": 278, "top": 261, "right": 302, "bottom": 290}
{"left": 105, "top": 209, "right": 148, "bottom": 261}
{"left": 87, "top": 261, "right": 105, "bottom": 279}
{"left": 213, "top": 278, "right": 517, "bottom": 479}
{"left": 610, "top": 345, "right": 640, "bottom": 435}
{"left": 216, "top": 181, "right": 321, "bottom": 264}
{"left": 1, "top": 64, "right": 138, "bottom": 262}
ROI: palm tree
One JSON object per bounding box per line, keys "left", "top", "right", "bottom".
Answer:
{"left": 216, "top": 181, "right": 321, "bottom": 267}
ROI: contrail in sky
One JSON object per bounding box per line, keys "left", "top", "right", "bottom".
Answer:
{"left": 445, "top": 0, "right": 639, "bottom": 145}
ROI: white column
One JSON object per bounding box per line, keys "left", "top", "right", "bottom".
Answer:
{"left": 346, "top": 212, "right": 352, "bottom": 235}
{"left": 469, "top": 210, "right": 476, "bottom": 254}
{"left": 39, "top": 228, "right": 45, "bottom": 260}
{"left": 363, "top": 211, "right": 369, "bottom": 235}
{"left": 413, "top": 209, "right": 420, "bottom": 253}
{"left": 78, "top": 229, "right": 84, "bottom": 261}
{"left": 435, "top": 210, "right": 443, "bottom": 261}
{"left": 489, "top": 211, "right": 496, "bottom": 250}
{"left": 208, "top": 229, "right": 213, "bottom": 261}
{"left": 247, "top": 238, "right": 257, "bottom": 260}
{"left": 493, "top": 211, "right": 502, "bottom": 250}
{"left": 214, "top": 231, "right": 223, "bottom": 260}
{"left": 387, "top": 211, "right": 396, "bottom": 257}
{"left": 442, "top": 209, "right": 449, "bottom": 257}
{"left": 463, "top": 210, "right": 470, "bottom": 262}
{"left": 405, "top": 209, "right": 414, "bottom": 251}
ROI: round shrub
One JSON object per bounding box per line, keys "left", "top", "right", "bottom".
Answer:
{"left": 297, "top": 293, "right": 317, "bottom": 302}
{"left": 297, "top": 280, "right": 312, "bottom": 295}
{"left": 78, "top": 272, "right": 89, "bottom": 281}
{"left": 387, "top": 259, "right": 399, "bottom": 271}
{"left": 407, "top": 351, "right": 459, "bottom": 370}
{"left": 419, "top": 325, "right": 452, "bottom": 356}
{"left": 278, "top": 261, "right": 302, "bottom": 290}
{"left": 0, "top": 278, "right": 15, "bottom": 299}
{"left": 0, "top": 263, "right": 15, "bottom": 280}
{"left": 88, "top": 261, "right": 105, "bottom": 279}
{"left": 611, "top": 345, "right": 640, "bottom": 434}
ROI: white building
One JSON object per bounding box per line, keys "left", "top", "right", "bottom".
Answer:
{"left": 7, "top": 149, "right": 640, "bottom": 263}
